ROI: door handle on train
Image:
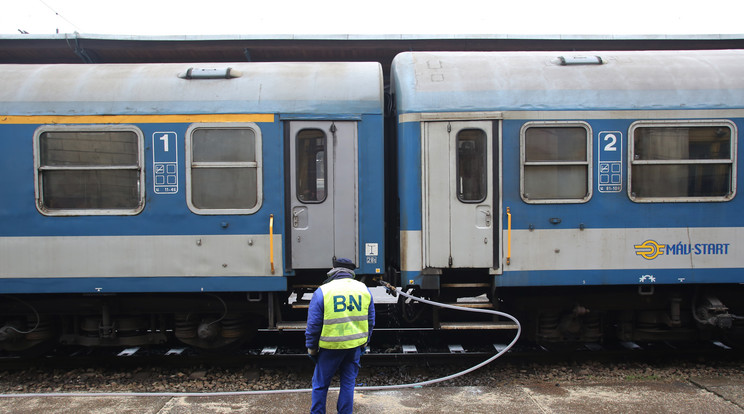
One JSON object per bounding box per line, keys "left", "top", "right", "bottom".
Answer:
{"left": 480, "top": 209, "right": 492, "bottom": 227}
{"left": 292, "top": 210, "right": 301, "bottom": 228}
{"left": 269, "top": 214, "right": 275, "bottom": 274}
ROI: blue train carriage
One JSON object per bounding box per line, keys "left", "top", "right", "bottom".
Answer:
{"left": 0, "top": 61, "right": 385, "bottom": 351}
{"left": 391, "top": 50, "right": 744, "bottom": 342}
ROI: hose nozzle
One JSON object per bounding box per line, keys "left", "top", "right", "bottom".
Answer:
{"left": 378, "top": 280, "right": 398, "bottom": 297}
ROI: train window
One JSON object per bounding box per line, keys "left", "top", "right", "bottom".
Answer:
{"left": 296, "top": 129, "right": 327, "bottom": 203}
{"left": 629, "top": 121, "right": 736, "bottom": 202}
{"left": 35, "top": 126, "right": 144, "bottom": 215}
{"left": 186, "top": 124, "right": 263, "bottom": 214}
{"left": 456, "top": 129, "right": 487, "bottom": 203}
{"left": 521, "top": 122, "right": 592, "bottom": 203}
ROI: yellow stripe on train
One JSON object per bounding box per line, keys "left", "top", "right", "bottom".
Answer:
{"left": 0, "top": 114, "right": 275, "bottom": 124}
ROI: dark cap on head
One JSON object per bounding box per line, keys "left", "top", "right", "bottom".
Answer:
{"left": 333, "top": 258, "right": 356, "bottom": 270}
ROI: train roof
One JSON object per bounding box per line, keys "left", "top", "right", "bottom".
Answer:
{"left": 2, "top": 34, "right": 743, "bottom": 67}
{"left": 0, "top": 61, "right": 384, "bottom": 116}
{"left": 391, "top": 50, "right": 744, "bottom": 114}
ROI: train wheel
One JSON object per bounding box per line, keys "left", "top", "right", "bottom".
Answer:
{"left": 174, "top": 313, "right": 258, "bottom": 350}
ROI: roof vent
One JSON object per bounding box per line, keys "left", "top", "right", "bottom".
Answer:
{"left": 178, "top": 67, "right": 242, "bottom": 79}
{"left": 556, "top": 55, "right": 604, "bottom": 66}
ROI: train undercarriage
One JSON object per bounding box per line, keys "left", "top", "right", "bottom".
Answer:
{"left": 390, "top": 273, "right": 744, "bottom": 346}
{"left": 496, "top": 285, "right": 744, "bottom": 345}
{"left": 0, "top": 293, "right": 267, "bottom": 353}
{"left": 0, "top": 282, "right": 742, "bottom": 353}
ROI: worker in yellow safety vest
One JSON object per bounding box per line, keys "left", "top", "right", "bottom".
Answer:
{"left": 305, "top": 258, "right": 375, "bottom": 414}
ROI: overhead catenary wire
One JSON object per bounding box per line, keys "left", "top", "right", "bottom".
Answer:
{"left": 0, "top": 282, "right": 521, "bottom": 398}
{"left": 38, "top": 0, "right": 82, "bottom": 32}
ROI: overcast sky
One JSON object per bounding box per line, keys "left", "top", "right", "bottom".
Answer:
{"left": 1, "top": 0, "right": 742, "bottom": 36}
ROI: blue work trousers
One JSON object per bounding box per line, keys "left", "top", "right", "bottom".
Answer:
{"left": 311, "top": 347, "right": 362, "bottom": 414}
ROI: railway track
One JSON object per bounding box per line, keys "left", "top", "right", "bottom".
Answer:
{"left": 0, "top": 332, "right": 739, "bottom": 369}
{"left": 0, "top": 333, "right": 741, "bottom": 397}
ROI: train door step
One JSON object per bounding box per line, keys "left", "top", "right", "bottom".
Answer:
{"left": 444, "top": 301, "right": 494, "bottom": 309}
{"left": 276, "top": 321, "right": 307, "bottom": 330}
{"left": 291, "top": 284, "right": 320, "bottom": 289}
{"left": 440, "top": 283, "right": 490, "bottom": 288}
{"left": 439, "top": 321, "right": 518, "bottom": 330}
{"left": 291, "top": 300, "right": 311, "bottom": 309}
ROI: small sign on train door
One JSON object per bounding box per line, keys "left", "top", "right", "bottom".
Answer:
{"left": 365, "top": 243, "right": 378, "bottom": 264}
{"left": 153, "top": 131, "right": 179, "bottom": 194}
{"left": 598, "top": 131, "right": 622, "bottom": 193}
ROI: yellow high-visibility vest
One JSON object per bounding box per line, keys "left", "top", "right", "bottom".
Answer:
{"left": 319, "top": 278, "right": 371, "bottom": 349}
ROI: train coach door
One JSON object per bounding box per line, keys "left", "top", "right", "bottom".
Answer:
{"left": 288, "top": 121, "right": 358, "bottom": 269}
{"left": 423, "top": 121, "right": 494, "bottom": 269}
